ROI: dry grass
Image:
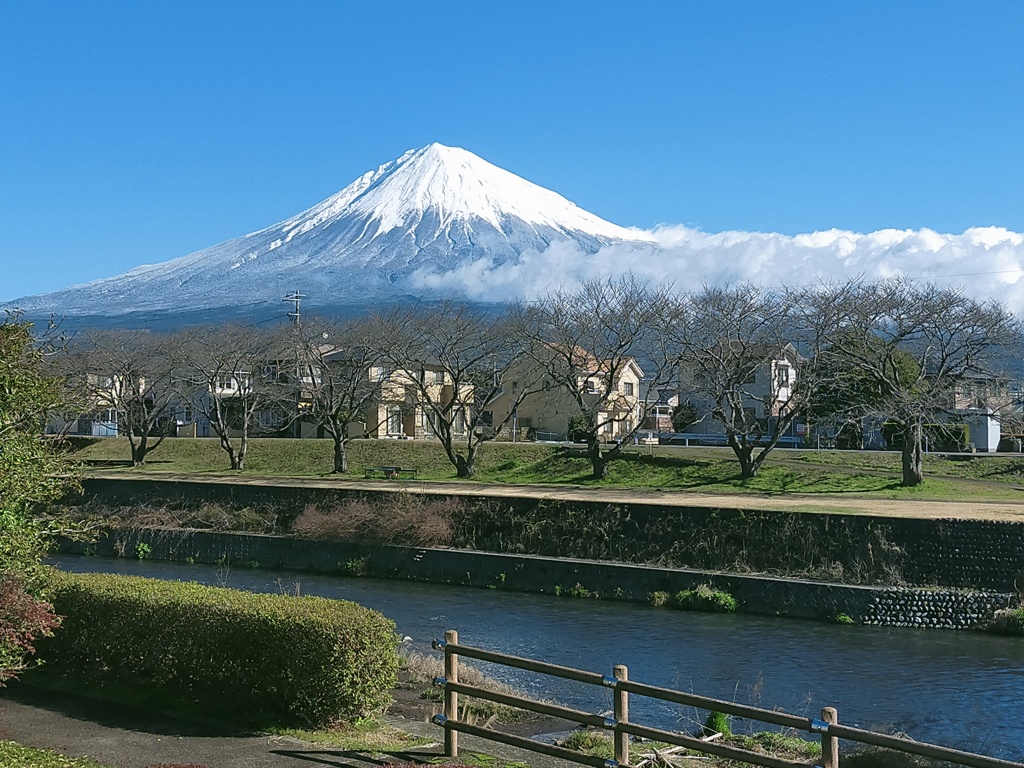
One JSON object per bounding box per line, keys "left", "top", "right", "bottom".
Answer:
{"left": 293, "top": 494, "right": 457, "bottom": 547}
{"left": 66, "top": 498, "right": 283, "bottom": 534}
{"left": 399, "top": 650, "right": 544, "bottom": 725}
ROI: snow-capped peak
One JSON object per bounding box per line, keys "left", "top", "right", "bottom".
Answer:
{"left": 273, "top": 142, "right": 653, "bottom": 245}
{"left": 5, "top": 143, "right": 654, "bottom": 321}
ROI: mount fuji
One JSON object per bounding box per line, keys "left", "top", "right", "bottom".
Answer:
{"left": 8, "top": 143, "right": 654, "bottom": 325}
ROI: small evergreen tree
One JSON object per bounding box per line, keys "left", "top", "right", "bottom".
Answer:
{"left": 0, "top": 313, "right": 79, "bottom": 682}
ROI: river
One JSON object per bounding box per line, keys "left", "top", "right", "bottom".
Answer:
{"left": 53, "top": 554, "right": 1024, "bottom": 760}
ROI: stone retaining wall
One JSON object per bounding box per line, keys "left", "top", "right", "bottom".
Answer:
{"left": 57, "top": 528, "right": 1015, "bottom": 630}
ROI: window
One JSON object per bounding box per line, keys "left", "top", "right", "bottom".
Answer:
{"left": 433, "top": 370, "right": 444, "bottom": 384}
{"left": 585, "top": 379, "right": 599, "bottom": 394}
{"left": 376, "top": 366, "right": 392, "bottom": 382}
{"left": 387, "top": 407, "right": 403, "bottom": 436}
{"left": 775, "top": 363, "right": 791, "bottom": 389}
{"left": 623, "top": 382, "right": 635, "bottom": 396}
{"left": 258, "top": 410, "right": 285, "bottom": 429}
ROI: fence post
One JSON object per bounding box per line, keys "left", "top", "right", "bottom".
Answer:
{"left": 445, "top": 629, "right": 459, "bottom": 758}
{"left": 821, "top": 707, "right": 839, "bottom": 768}
{"left": 613, "top": 664, "right": 629, "bottom": 766}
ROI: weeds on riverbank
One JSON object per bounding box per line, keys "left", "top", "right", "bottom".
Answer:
{"left": 293, "top": 496, "right": 457, "bottom": 547}
{"left": 399, "top": 649, "right": 546, "bottom": 725}
{"left": 61, "top": 490, "right": 915, "bottom": 586}
{"left": 986, "top": 606, "right": 1024, "bottom": 635}
{"left": 558, "top": 727, "right": 822, "bottom": 766}
{"left": 558, "top": 728, "right": 965, "bottom": 768}
{"left": 64, "top": 498, "right": 285, "bottom": 534}
{"left": 648, "top": 587, "right": 738, "bottom": 612}
{"left": 676, "top": 585, "right": 738, "bottom": 613}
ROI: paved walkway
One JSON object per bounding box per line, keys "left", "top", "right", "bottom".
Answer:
{"left": 88, "top": 469, "right": 1024, "bottom": 522}
{"left": 0, "top": 683, "right": 574, "bottom": 768}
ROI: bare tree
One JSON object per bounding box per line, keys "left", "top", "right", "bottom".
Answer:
{"left": 370, "top": 302, "right": 544, "bottom": 478}
{"left": 174, "top": 324, "right": 292, "bottom": 471}
{"left": 291, "top": 317, "right": 385, "bottom": 474}
{"left": 512, "top": 277, "right": 676, "bottom": 479}
{"left": 664, "top": 284, "right": 829, "bottom": 479}
{"left": 64, "top": 329, "right": 178, "bottom": 466}
{"left": 803, "top": 278, "right": 1021, "bottom": 486}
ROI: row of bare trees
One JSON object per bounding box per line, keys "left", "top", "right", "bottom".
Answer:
{"left": 55, "top": 276, "right": 1021, "bottom": 486}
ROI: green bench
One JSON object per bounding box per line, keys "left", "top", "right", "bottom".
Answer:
{"left": 363, "top": 466, "right": 418, "bottom": 479}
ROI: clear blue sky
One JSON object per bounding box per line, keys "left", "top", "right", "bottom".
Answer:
{"left": 2, "top": 1, "right": 1022, "bottom": 301}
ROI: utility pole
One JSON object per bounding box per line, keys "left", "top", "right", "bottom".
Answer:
{"left": 282, "top": 290, "right": 304, "bottom": 327}
{"left": 282, "top": 290, "right": 305, "bottom": 437}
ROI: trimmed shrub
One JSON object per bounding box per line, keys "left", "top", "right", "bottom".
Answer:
{"left": 674, "top": 585, "right": 738, "bottom": 613}
{"left": 36, "top": 571, "right": 398, "bottom": 728}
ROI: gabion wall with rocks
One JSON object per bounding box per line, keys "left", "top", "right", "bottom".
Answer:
{"left": 858, "top": 587, "right": 1013, "bottom": 629}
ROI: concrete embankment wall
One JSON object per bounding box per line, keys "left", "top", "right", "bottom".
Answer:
{"left": 80, "top": 475, "right": 1024, "bottom": 592}
{"left": 57, "top": 528, "right": 1014, "bottom": 630}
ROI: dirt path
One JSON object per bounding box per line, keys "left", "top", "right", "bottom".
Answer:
{"left": 87, "top": 470, "right": 1024, "bottom": 522}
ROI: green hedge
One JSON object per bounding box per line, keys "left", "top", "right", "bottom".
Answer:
{"left": 37, "top": 571, "right": 398, "bottom": 728}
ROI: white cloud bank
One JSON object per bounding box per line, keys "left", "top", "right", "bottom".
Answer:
{"left": 410, "top": 225, "right": 1024, "bottom": 308}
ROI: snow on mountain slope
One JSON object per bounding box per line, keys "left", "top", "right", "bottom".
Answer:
{"left": 8, "top": 143, "right": 653, "bottom": 318}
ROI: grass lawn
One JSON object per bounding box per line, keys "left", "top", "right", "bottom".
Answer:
{"left": 69, "top": 436, "right": 1024, "bottom": 502}
{"left": 0, "top": 740, "right": 110, "bottom": 768}
{"left": 268, "top": 717, "right": 430, "bottom": 750}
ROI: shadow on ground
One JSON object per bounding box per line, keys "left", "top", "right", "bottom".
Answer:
{"left": 2, "top": 680, "right": 252, "bottom": 737}
{"left": 270, "top": 748, "right": 439, "bottom": 767}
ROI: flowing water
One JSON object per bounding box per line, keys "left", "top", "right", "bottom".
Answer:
{"left": 54, "top": 554, "right": 1024, "bottom": 759}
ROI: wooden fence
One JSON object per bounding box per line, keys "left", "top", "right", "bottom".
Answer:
{"left": 431, "top": 630, "right": 1023, "bottom": 768}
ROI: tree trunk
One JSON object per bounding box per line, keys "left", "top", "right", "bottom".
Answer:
{"left": 233, "top": 430, "right": 247, "bottom": 471}
{"left": 901, "top": 422, "right": 924, "bottom": 487}
{"left": 729, "top": 436, "right": 758, "bottom": 479}
{"left": 333, "top": 438, "right": 349, "bottom": 474}
{"left": 464, "top": 440, "right": 482, "bottom": 478}
{"left": 213, "top": 421, "right": 239, "bottom": 470}
{"left": 130, "top": 433, "right": 148, "bottom": 467}
{"left": 455, "top": 454, "right": 473, "bottom": 478}
{"left": 588, "top": 436, "right": 608, "bottom": 480}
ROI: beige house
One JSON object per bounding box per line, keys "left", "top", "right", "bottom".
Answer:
{"left": 488, "top": 354, "right": 645, "bottom": 442}
{"left": 363, "top": 363, "right": 472, "bottom": 440}
{"left": 678, "top": 343, "right": 800, "bottom": 440}
{"left": 48, "top": 372, "right": 123, "bottom": 437}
